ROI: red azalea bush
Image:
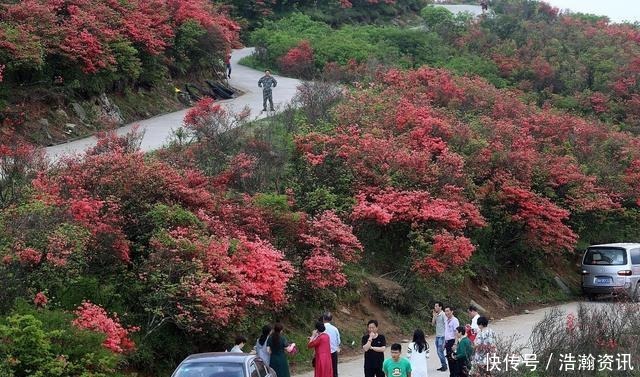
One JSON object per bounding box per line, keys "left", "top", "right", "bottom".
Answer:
{"left": 299, "top": 210, "right": 363, "bottom": 288}
{"left": 143, "top": 229, "right": 294, "bottom": 332}
{"left": 33, "top": 292, "right": 48, "bottom": 308}
{"left": 0, "top": 0, "right": 240, "bottom": 74}
{"left": 73, "top": 301, "right": 138, "bottom": 353}
{"left": 279, "top": 40, "right": 315, "bottom": 79}
{"left": 295, "top": 63, "right": 636, "bottom": 276}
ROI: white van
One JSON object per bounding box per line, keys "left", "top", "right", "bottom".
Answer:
{"left": 581, "top": 243, "right": 640, "bottom": 300}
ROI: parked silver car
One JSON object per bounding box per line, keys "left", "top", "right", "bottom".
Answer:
{"left": 171, "top": 353, "right": 277, "bottom": 377}
{"left": 581, "top": 243, "right": 640, "bottom": 300}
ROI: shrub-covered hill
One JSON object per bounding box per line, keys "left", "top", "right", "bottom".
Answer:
{"left": 4, "top": 62, "right": 640, "bottom": 375}
{"left": 3, "top": 0, "right": 640, "bottom": 376}
{"left": 247, "top": 0, "right": 640, "bottom": 132}
{"left": 0, "top": 0, "right": 241, "bottom": 143}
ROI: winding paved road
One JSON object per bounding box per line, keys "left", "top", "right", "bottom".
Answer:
{"left": 437, "top": 4, "right": 484, "bottom": 17}
{"left": 45, "top": 48, "right": 301, "bottom": 160}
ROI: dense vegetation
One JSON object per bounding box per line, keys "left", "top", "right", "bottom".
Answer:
{"left": 2, "top": 0, "right": 640, "bottom": 375}
{"left": 223, "top": 0, "right": 425, "bottom": 30}
{"left": 0, "top": 0, "right": 240, "bottom": 91}
{"left": 247, "top": 0, "right": 640, "bottom": 130}
{"left": 0, "top": 0, "right": 241, "bottom": 141}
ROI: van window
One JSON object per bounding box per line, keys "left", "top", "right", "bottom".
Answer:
{"left": 631, "top": 249, "right": 640, "bottom": 265}
{"left": 584, "top": 248, "right": 627, "bottom": 265}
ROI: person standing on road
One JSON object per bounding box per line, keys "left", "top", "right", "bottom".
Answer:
{"left": 323, "top": 312, "right": 341, "bottom": 377}
{"left": 444, "top": 306, "right": 459, "bottom": 377}
{"left": 267, "top": 323, "right": 291, "bottom": 377}
{"left": 453, "top": 327, "right": 472, "bottom": 377}
{"left": 406, "top": 329, "right": 429, "bottom": 377}
{"left": 258, "top": 70, "right": 277, "bottom": 112}
{"left": 225, "top": 55, "right": 232, "bottom": 78}
{"left": 470, "top": 317, "right": 496, "bottom": 376}
{"left": 466, "top": 306, "right": 480, "bottom": 343}
{"left": 383, "top": 344, "right": 412, "bottom": 377}
{"left": 308, "top": 321, "right": 334, "bottom": 377}
{"left": 362, "top": 319, "right": 387, "bottom": 377}
{"left": 432, "top": 302, "right": 447, "bottom": 372}
{"left": 480, "top": 0, "right": 488, "bottom": 14}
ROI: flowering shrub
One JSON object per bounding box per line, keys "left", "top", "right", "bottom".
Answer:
{"left": 73, "top": 301, "right": 139, "bottom": 353}
{"left": 0, "top": 311, "right": 121, "bottom": 376}
{"left": 0, "top": 132, "right": 46, "bottom": 208}
{"left": 279, "top": 40, "right": 315, "bottom": 79}
{"left": 16, "top": 247, "right": 42, "bottom": 266}
{"left": 144, "top": 230, "right": 294, "bottom": 332}
{"left": 299, "top": 211, "right": 363, "bottom": 288}
{"left": 33, "top": 292, "right": 48, "bottom": 308}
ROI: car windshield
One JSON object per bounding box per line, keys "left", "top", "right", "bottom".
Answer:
{"left": 584, "top": 248, "right": 627, "bottom": 265}
{"left": 173, "top": 362, "right": 245, "bottom": 377}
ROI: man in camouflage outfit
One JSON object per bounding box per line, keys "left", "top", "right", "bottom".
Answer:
{"left": 258, "top": 70, "right": 277, "bottom": 112}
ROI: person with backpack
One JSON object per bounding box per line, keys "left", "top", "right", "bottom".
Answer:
{"left": 255, "top": 325, "right": 272, "bottom": 365}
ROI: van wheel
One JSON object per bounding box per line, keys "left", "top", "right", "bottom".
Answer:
{"left": 586, "top": 293, "right": 596, "bottom": 301}
{"left": 634, "top": 284, "right": 640, "bottom": 303}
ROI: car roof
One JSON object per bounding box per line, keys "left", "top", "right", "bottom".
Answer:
{"left": 183, "top": 353, "right": 254, "bottom": 363}
{"left": 588, "top": 243, "right": 640, "bottom": 249}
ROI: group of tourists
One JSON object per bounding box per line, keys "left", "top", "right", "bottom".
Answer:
{"left": 230, "top": 313, "right": 340, "bottom": 377}
{"left": 431, "top": 303, "right": 496, "bottom": 377}
{"left": 357, "top": 304, "right": 496, "bottom": 377}
{"left": 230, "top": 303, "right": 496, "bottom": 377}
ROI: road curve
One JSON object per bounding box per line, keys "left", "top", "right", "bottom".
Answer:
{"left": 45, "top": 47, "right": 301, "bottom": 160}
{"left": 436, "top": 4, "right": 484, "bottom": 17}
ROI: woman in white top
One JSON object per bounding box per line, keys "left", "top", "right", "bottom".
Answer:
{"left": 407, "top": 329, "right": 429, "bottom": 377}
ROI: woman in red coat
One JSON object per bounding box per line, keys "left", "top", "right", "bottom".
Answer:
{"left": 308, "top": 321, "right": 333, "bottom": 377}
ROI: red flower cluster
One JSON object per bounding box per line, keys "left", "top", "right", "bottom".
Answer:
{"left": 73, "top": 301, "right": 139, "bottom": 353}
{"left": 16, "top": 247, "right": 42, "bottom": 266}
{"left": 279, "top": 40, "right": 314, "bottom": 79}
{"left": 147, "top": 230, "right": 294, "bottom": 331}
{"left": 0, "top": 0, "right": 240, "bottom": 73}
{"left": 300, "top": 211, "right": 363, "bottom": 288}
{"left": 33, "top": 292, "right": 48, "bottom": 308}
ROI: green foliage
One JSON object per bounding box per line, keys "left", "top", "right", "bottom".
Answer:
{"left": 110, "top": 40, "right": 143, "bottom": 83}
{"left": 245, "top": 12, "right": 488, "bottom": 84}
{"left": 170, "top": 20, "right": 225, "bottom": 76}
{"left": 420, "top": 6, "right": 472, "bottom": 41}
{"left": 420, "top": 5, "right": 454, "bottom": 28}
{"left": 147, "top": 203, "right": 201, "bottom": 230}
{"left": 253, "top": 193, "right": 290, "bottom": 213}
{"left": 0, "top": 306, "right": 120, "bottom": 377}
{"left": 301, "top": 187, "right": 345, "bottom": 216}
{"left": 443, "top": 54, "right": 509, "bottom": 88}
